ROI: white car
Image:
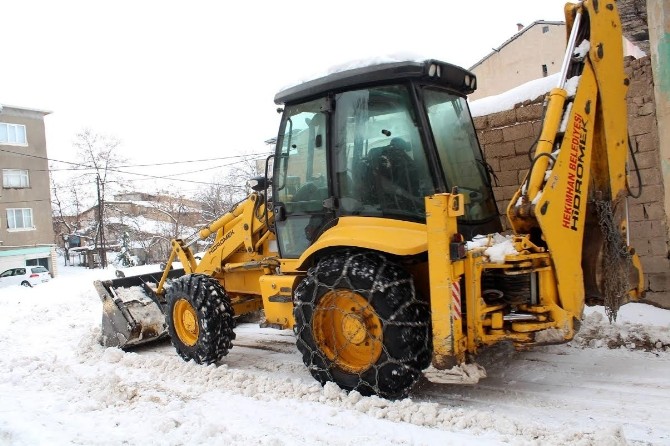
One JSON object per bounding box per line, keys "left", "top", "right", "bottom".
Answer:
{"left": 0, "top": 266, "right": 51, "bottom": 288}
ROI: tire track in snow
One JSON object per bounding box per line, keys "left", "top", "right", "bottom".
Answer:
{"left": 71, "top": 326, "right": 629, "bottom": 446}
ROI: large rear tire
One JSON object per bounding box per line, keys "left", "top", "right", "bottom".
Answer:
{"left": 165, "top": 274, "right": 235, "bottom": 364}
{"left": 294, "top": 250, "right": 432, "bottom": 399}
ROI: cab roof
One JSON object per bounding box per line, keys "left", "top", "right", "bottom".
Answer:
{"left": 274, "top": 59, "right": 477, "bottom": 106}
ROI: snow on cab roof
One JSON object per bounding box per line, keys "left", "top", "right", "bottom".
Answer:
{"left": 275, "top": 54, "right": 477, "bottom": 105}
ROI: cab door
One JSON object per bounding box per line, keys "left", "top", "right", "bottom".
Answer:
{"left": 273, "top": 99, "right": 332, "bottom": 259}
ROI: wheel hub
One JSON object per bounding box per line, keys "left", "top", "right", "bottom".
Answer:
{"left": 342, "top": 314, "right": 367, "bottom": 345}
{"left": 173, "top": 298, "right": 199, "bottom": 346}
{"left": 313, "top": 290, "right": 383, "bottom": 373}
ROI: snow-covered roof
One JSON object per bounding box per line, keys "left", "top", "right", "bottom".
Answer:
{"left": 106, "top": 215, "right": 199, "bottom": 239}
{"left": 276, "top": 53, "right": 428, "bottom": 100}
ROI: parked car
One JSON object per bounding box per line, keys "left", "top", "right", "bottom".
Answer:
{"left": 0, "top": 266, "right": 51, "bottom": 288}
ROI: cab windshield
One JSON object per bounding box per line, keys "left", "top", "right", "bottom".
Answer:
{"left": 333, "top": 85, "right": 435, "bottom": 221}
{"left": 423, "top": 88, "right": 498, "bottom": 222}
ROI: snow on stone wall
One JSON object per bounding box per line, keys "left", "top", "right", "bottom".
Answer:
{"left": 473, "top": 55, "right": 669, "bottom": 306}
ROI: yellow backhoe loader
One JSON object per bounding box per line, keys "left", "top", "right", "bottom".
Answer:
{"left": 95, "top": 0, "right": 644, "bottom": 398}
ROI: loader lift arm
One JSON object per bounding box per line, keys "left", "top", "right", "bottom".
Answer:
{"left": 97, "top": 190, "right": 276, "bottom": 348}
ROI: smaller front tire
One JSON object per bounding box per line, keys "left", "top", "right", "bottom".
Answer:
{"left": 165, "top": 274, "right": 235, "bottom": 364}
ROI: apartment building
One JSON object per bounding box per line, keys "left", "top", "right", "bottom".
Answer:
{"left": 0, "top": 104, "right": 57, "bottom": 275}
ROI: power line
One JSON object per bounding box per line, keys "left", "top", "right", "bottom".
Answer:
{"left": 114, "top": 153, "right": 264, "bottom": 168}
{"left": 1, "top": 146, "right": 270, "bottom": 170}
{"left": 45, "top": 153, "right": 268, "bottom": 171}
{"left": 0, "top": 147, "right": 81, "bottom": 167}
{"left": 2, "top": 146, "right": 270, "bottom": 187}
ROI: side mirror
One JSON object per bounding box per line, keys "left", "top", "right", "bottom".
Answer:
{"left": 247, "top": 176, "right": 270, "bottom": 192}
{"left": 273, "top": 203, "right": 287, "bottom": 221}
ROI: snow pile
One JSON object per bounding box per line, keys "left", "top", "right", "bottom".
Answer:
{"left": 573, "top": 39, "right": 591, "bottom": 59}
{"left": 325, "top": 53, "right": 426, "bottom": 77}
{"left": 466, "top": 233, "right": 519, "bottom": 263}
{"left": 564, "top": 75, "right": 581, "bottom": 97}
{"left": 470, "top": 73, "right": 559, "bottom": 117}
{"left": 470, "top": 72, "right": 586, "bottom": 117}
{"left": 573, "top": 305, "right": 670, "bottom": 351}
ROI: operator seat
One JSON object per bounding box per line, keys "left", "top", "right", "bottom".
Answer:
{"left": 362, "top": 138, "right": 421, "bottom": 212}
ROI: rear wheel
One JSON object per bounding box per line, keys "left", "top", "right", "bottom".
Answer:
{"left": 21, "top": 281, "right": 31, "bottom": 287}
{"left": 165, "top": 274, "right": 235, "bottom": 364}
{"left": 294, "top": 250, "right": 432, "bottom": 399}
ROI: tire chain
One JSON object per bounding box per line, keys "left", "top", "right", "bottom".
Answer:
{"left": 595, "top": 199, "right": 632, "bottom": 322}
{"left": 294, "top": 251, "right": 432, "bottom": 398}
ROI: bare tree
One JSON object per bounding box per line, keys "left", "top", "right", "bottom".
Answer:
{"left": 106, "top": 191, "right": 207, "bottom": 264}
{"left": 73, "top": 129, "right": 127, "bottom": 268}
{"left": 51, "top": 171, "right": 91, "bottom": 265}
{"left": 153, "top": 191, "right": 202, "bottom": 238}
{"left": 198, "top": 153, "right": 265, "bottom": 221}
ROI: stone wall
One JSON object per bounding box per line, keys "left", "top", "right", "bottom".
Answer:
{"left": 473, "top": 55, "right": 669, "bottom": 306}
{"left": 617, "top": 0, "right": 650, "bottom": 54}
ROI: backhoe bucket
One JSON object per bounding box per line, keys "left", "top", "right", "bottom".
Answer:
{"left": 94, "top": 269, "right": 185, "bottom": 349}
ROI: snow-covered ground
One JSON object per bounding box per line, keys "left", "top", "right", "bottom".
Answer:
{"left": 1, "top": 264, "right": 668, "bottom": 445}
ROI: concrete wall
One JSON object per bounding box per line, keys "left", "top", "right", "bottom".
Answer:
{"left": 473, "top": 55, "right": 669, "bottom": 306}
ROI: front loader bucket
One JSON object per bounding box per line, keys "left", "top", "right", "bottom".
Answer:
{"left": 94, "top": 269, "right": 185, "bottom": 349}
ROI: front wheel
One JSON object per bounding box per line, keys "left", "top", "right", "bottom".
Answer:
{"left": 294, "top": 251, "right": 432, "bottom": 399}
{"left": 165, "top": 274, "right": 235, "bottom": 364}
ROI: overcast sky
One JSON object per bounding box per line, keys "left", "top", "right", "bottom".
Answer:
{"left": 1, "top": 0, "right": 571, "bottom": 194}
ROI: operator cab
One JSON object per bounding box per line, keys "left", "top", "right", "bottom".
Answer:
{"left": 272, "top": 59, "right": 501, "bottom": 258}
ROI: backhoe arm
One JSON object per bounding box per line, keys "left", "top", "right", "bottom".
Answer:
{"left": 507, "top": 0, "right": 644, "bottom": 320}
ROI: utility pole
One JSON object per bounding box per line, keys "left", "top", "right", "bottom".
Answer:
{"left": 96, "top": 174, "right": 107, "bottom": 268}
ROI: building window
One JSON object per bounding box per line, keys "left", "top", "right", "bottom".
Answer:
{"left": 0, "top": 123, "right": 27, "bottom": 145}
{"left": 6, "top": 208, "right": 34, "bottom": 230}
{"left": 542, "top": 26, "right": 549, "bottom": 33}
{"left": 2, "top": 169, "right": 30, "bottom": 188}
{"left": 542, "top": 64, "right": 548, "bottom": 77}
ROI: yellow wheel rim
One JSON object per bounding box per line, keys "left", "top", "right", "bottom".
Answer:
{"left": 312, "top": 290, "right": 383, "bottom": 374}
{"left": 173, "top": 298, "right": 199, "bottom": 346}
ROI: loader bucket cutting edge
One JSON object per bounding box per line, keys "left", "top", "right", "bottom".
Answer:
{"left": 94, "top": 268, "right": 185, "bottom": 349}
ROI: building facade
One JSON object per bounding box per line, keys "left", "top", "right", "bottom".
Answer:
{"left": 60, "top": 191, "right": 206, "bottom": 266}
{"left": 469, "top": 20, "right": 645, "bottom": 101}
{"left": 0, "top": 104, "right": 57, "bottom": 275}
{"left": 469, "top": 21, "right": 567, "bottom": 101}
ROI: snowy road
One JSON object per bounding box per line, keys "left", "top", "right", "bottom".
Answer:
{"left": 210, "top": 322, "right": 670, "bottom": 445}
{"left": 1, "top": 265, "right": 668, "bottom": 445}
